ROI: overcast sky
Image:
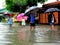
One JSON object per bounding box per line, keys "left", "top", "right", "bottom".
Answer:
{"left": 45, "top": 0, "right": 57, "bottom": 4}
{"left": 0, "top": 0, "right": 60, "bottom": 9}
{"left": 0, "top": 0, "right": 6, "bottom": 9}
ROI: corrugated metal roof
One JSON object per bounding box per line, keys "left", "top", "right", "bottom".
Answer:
{"left": 0, "top": 8, "right": 8, "bottom": 13}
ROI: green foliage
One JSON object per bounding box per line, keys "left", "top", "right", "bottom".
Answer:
{"left": 6, "top": 0, "right": 27, "bottom": 12}
{"left": 27, "top": 0, "right": 47, "bottom": 6}
{"left": 27, "top": 0, "right": 37, "bottom": 6}
{"left": 6, "top": 0, "right": 13, "bottom": 4}
{"left": 12, "top": 0, "right": 27, "bottom": 6}
{"left": 5, "top": 0, "right": 47, "bottom": 12}
{"left": 6, "top": 4, "right": 20, "bottom": 12}
{"left": 38, "top": 0, "right": 47, "bottom": 3}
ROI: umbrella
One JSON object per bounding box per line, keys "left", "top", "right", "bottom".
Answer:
{"left": 45, "top": 8, "right": 60, "bottom": 13}
{"left": 24, "top": 16, "right": 28, "bottom": 20}
{"left": 17, "top": 13, "right": 24, "bottom": 18}
{"left": 25, "top": 6, "right": 39, "bottom": 14}
{"left": 17, "top": 13, "right": 28, "bottom": 21}
{"left": 17, "top": 16, "right": 28, "bottom": 21}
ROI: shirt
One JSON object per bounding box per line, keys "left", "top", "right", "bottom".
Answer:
{"left": 30, "top": 13, "right": 35, "bottom": 23}
{"left": 8, "top": 17, "right": 13, "bottom": 24}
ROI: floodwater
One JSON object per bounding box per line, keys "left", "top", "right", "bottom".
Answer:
{"left": 0, "top": 22, "right": 60, "bottom": 45}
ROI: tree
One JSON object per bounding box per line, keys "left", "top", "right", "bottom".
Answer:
{"left": 6, "top": 0, "right": 27, "bottom": 12}
{"left": 5, "top": 0, "right": 47, "bottom": 12}
{"left": 13, "top": 0, "right": 27, "bottom": 6}
{"left": 27, "top": 0, "right": 37, "bottom": 6}
{"left": 38, "top": 0, "right": 47, "bottom": 3}
{"left": 27, "top": 0, "right": 47, "bottom": 6}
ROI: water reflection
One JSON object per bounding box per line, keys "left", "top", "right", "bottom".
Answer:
{"left": 18, "top": 29, "right": 35, "bottom": 45}
{"left": 18, "top": 30, "right": 30, "bottom": 41}
{"left": 0, "top": 23, "right": 60, "bottom": 45}
{"left": 34, "top": 30, "right": 60, "bottom": 43}
{"left": 0, "top": 22, "right": 19, "bottom": 45}
{"left": 29, "top": 30, "right": 35, "bottom": 43}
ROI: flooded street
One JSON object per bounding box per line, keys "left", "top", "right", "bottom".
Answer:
{"left": 0, "top": 22, "right": 19, "bottom": 45}
{"left": 0, "top": 22, "right": 60, "bottom": 45}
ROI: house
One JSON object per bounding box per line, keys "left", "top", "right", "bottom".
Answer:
{"left": 39, "top": 1, "right": 60, "bottom": 24}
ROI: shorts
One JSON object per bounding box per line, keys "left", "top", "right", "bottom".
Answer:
{"left": 30, "top": 23, "right": 35, "bottom": 26}
{"left": 49, "top": 23, "right": 54, "bottom": 26}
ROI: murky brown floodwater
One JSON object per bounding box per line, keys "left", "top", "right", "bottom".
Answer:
{"left": 0, "top": 22, "right": 60, "bottom": 45}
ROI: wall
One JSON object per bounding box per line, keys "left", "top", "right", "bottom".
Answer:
{"left": 39, "top": 12, "right": 58, "bottom": 24}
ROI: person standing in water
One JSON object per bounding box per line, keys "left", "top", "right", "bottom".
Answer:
{"left": 21, "top": 16, "right": 26, "bottom": 26}
{"left": 48, "top": 12, "right": 56, "bottom": 30}
{"left": 8, "top": 16, "right": 13, "bottom": 27}
{"left": 30, "top": 11, "right": 35, "bottom": 31}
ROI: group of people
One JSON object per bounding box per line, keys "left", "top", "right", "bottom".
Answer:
{"left": 8, "top": 16, "right": 26, "bottom": 27}
{"left": 30, "top": 11, "right": 56, "bottom": 31}
{"left": 7, "top": 11, "right": 56, "bottom": 31}
{"left": 7, "top": 11, "right": 36, "bottom": 31}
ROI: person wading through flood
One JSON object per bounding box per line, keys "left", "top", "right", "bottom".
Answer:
{"left": 8, "top": 16, "right": 13, "bottom": 27}
{"left": 30, "top": 11, "right": 35, "bottom": 31}
{"left": 48, "top": 12, "right": 56, "bottom": 30}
